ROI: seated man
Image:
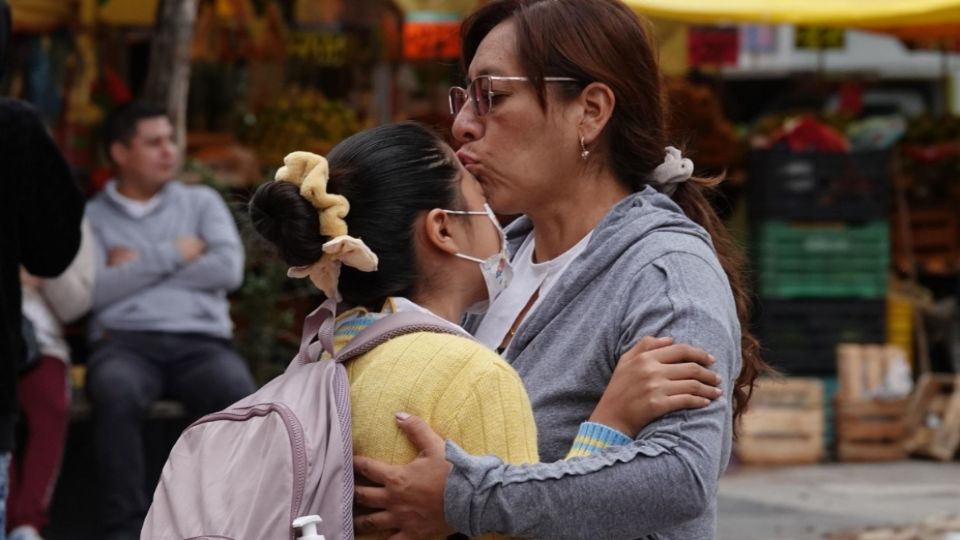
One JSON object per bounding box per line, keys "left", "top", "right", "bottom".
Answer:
{"left": 85, "top": 102, "right": 256, "bottom": 540}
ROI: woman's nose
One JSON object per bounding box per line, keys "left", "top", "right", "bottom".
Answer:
{"left": 452, "top": 104, "right": 482, "bottom": 144}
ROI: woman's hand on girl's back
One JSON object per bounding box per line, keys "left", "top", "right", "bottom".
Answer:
{"left": 590, "top": 337, "right": 722, "bottom": 438}
{"left": 353, "top": 412, "right": 453, "bottom": 539}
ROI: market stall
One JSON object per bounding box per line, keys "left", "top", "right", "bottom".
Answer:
{"left": 632, "top": 0, "right": 960, "bottom": 465}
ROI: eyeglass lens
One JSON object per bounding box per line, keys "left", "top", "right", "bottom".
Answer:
{"left": 449, "top": 77, "right": 493, "bottom": 116}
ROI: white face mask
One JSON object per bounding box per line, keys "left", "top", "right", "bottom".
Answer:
{"left": 443, "top": 203, "right": 514, "bottom": 314}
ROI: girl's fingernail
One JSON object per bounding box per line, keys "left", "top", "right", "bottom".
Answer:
{"left": 395, "top": 411, "right": 411, "bottom": 422}
{"left": 708, "top": 354, "right": 716, "bottom": 363}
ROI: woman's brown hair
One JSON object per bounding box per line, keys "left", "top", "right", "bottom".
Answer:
{"left": 461, "top": 0, "right": 771, "bottom": 428}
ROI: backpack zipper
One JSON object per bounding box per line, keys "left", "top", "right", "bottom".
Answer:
{"left": 191, "top": 403, "right": 308, "bottom": 538}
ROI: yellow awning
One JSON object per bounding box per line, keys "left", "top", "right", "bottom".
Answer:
{"left": 394, "top": 0, "right": 480, "bottom": 17}
{"left": 625, "top": 0, "right": 960, "bottom": 28}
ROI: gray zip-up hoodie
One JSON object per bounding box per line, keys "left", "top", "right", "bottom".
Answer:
{"left": 450, "top": 187, "right": 741, "bottom": 539}
{"left": 86, "top": 181, "right": 243, "bottom": 340}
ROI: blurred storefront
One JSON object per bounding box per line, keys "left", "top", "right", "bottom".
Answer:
{"left": 632, "top": 0, "right": 960, "bottom": 467}
{"left": 3, "top": 0, "right": 958, "bottom": 469}
{"left": 1, "top": 0, "right": 480, "bottom": 189}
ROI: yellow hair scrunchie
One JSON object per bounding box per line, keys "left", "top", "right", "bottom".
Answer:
{"left": 275, "top": 151, "right": 378, "bottom": 300}
{"left": 275, "top": 151, "right": 350, "bottom": 238}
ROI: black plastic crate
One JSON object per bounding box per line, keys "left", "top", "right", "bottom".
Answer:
{"left": 755, "top": 298, "right": 887, "bottom": 374}
{"left": 748, "top": 150, "right": 891, "bottom": 221}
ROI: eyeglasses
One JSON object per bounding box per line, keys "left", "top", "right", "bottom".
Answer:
{"left": 448, "top": 75, "right": 578, "bottom": 117}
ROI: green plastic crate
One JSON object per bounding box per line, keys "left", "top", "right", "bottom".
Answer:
{"left": 755, "top": 222, "right": 890, "bottom": 299}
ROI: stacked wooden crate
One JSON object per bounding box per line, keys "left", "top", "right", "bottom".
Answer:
{"left": 736, "top": 377, "right": 824, "bottom": 465}
{"left": 835, "top": 344, "right": 910, "bottom": 462}
{"left": 892, "top": 206, "right": 959, "bottom": 273}
{"left": 904, "top": 374, "right": 960, "bottom": 461}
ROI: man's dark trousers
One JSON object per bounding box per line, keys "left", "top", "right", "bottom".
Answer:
{"left": 86, "top": 330, "right": 256, "bottom": 540}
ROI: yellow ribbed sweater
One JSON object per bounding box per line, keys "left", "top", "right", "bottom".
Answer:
{"left": 341, "top": 330, "right": 539, "bottom": 540}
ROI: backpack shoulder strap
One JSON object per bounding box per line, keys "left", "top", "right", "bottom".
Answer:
{"left": 297, "top": 299, "right": 337, "bottom": 365}
{"left": 296, "top": 299, "right": 473, "bottom": 366}
{"left": 335, "top": 311, "right": 473, "bottom": 364}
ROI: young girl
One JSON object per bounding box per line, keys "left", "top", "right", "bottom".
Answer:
{"left": 249, "top": 122, "right": 720, "bottom": 539}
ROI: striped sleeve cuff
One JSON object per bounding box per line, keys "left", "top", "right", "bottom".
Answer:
{"left": 565, "top": 421, "right": 634, "bottom": 459}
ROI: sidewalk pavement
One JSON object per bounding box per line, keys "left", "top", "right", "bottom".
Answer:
{"left": 719, "top": 461, "right": 960, "bottom": 540}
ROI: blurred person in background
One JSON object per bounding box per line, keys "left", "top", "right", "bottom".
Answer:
{"left": 0, "top": 1, "right": 86, "bottom": 538}
{"left": 85, "top": 102, "right": 255, "bottom": 540}
{"left": 10, "top": 219, "right": 95, "bottom": 540}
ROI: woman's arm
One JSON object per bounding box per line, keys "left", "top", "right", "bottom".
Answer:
{"left": 567, "top": 337, "right": 720, "bottom": 458}
{"left": 586, "top": 337, "right": 722, "bottom": 440}
{"left": 42, "top": 219, "right": 97, "bottom": 323}
{"left": 354, "top": 252, "right": 739, "bottom": 539}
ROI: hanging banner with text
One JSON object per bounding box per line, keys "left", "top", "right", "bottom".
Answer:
{"left": 795, "top": 26, "right": 846, "bottom": 50}
{"left": 742, "top": 25, "right": 778, "bottom": 54}
{"left": 688, "top": 26, "right": 740, "bottom": 67}
{"left": 403, "top": 11, "right": 461, "bottom": 61}
{"left": 287, "top": 31, "right": 351, "bottom": 67}
{"left": 901, "top": 37, "right": 960, "bottom": 52}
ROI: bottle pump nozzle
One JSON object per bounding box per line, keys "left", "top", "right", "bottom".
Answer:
{"left": 292, "top": 515, "right": 325, "bottom": 540}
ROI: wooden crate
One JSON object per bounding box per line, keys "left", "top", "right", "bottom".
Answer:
{"left": 892, "top": 206, "right": 960, "bottom": 272}
{"left": 737, "top": 378, "right": 825, "bottom": 465}
{"left": 836, "top": 343, "right": 911, "bottom": 402}
{"left": 835, "top": 399, "right": 908, "bottom": 462}
{"left": 905, "top": 374, "right": 960, "bottom": 461}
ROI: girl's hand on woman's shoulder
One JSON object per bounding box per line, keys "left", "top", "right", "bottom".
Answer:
{"left": 590, "top": 337, "right": 722, "bottom": 438}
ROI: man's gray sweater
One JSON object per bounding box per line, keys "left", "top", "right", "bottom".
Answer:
{"left": 85, "top": 180, "right": 243, "bottom": 340}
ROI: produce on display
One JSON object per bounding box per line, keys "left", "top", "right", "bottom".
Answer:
{"left": 237, "top": 87, "right": 362, "bottom": 167}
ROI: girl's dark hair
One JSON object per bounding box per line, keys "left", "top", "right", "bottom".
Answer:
{"left": 462, "top": 0, "right": 771, "bottom": 428}
{"left": 249, "top": 122, "right": 462, "bottom": 309}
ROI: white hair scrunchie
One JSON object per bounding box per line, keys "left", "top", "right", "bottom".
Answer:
{"left": 650, "top": 146, "right": 694, "bottom": 196}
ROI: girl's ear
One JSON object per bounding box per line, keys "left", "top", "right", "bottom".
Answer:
{"left": 421, "top": 209, "right": 462, "bottom": 256}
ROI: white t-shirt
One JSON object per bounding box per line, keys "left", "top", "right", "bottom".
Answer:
{"left": 105, "top": 180, "right": 163, "bottom": 219}
{"left": 473, "top": 231, "right": 592, "bottom": 350}
{"left": 389, "top": 297, "right": 465, "bottom": 334}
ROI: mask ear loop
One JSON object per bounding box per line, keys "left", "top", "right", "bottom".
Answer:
{"left": 444, "top": 204, "right": 507, "bottom": 258}
{"left": 482, "top": 204, "right": 508, "bottom": 253}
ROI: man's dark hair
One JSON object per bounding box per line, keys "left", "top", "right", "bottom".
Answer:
{"left": 103, "top": 101, "right": 169, "bottom": 148}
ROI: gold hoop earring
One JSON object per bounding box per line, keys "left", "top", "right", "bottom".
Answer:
{"left": 580, "top": 136, "right": 590, "bottom": 161}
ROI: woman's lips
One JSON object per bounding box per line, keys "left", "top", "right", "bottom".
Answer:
{"left": 456, "top": 150, "right": 478, "bottom": 167}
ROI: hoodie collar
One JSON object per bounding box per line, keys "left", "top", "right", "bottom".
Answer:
{"left": 504, "top": 186, "right": 715, "bottom": 357}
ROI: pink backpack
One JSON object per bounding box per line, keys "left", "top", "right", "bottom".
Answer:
{"left": 141, "top": 299, "right": 469, "bottom": 540}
